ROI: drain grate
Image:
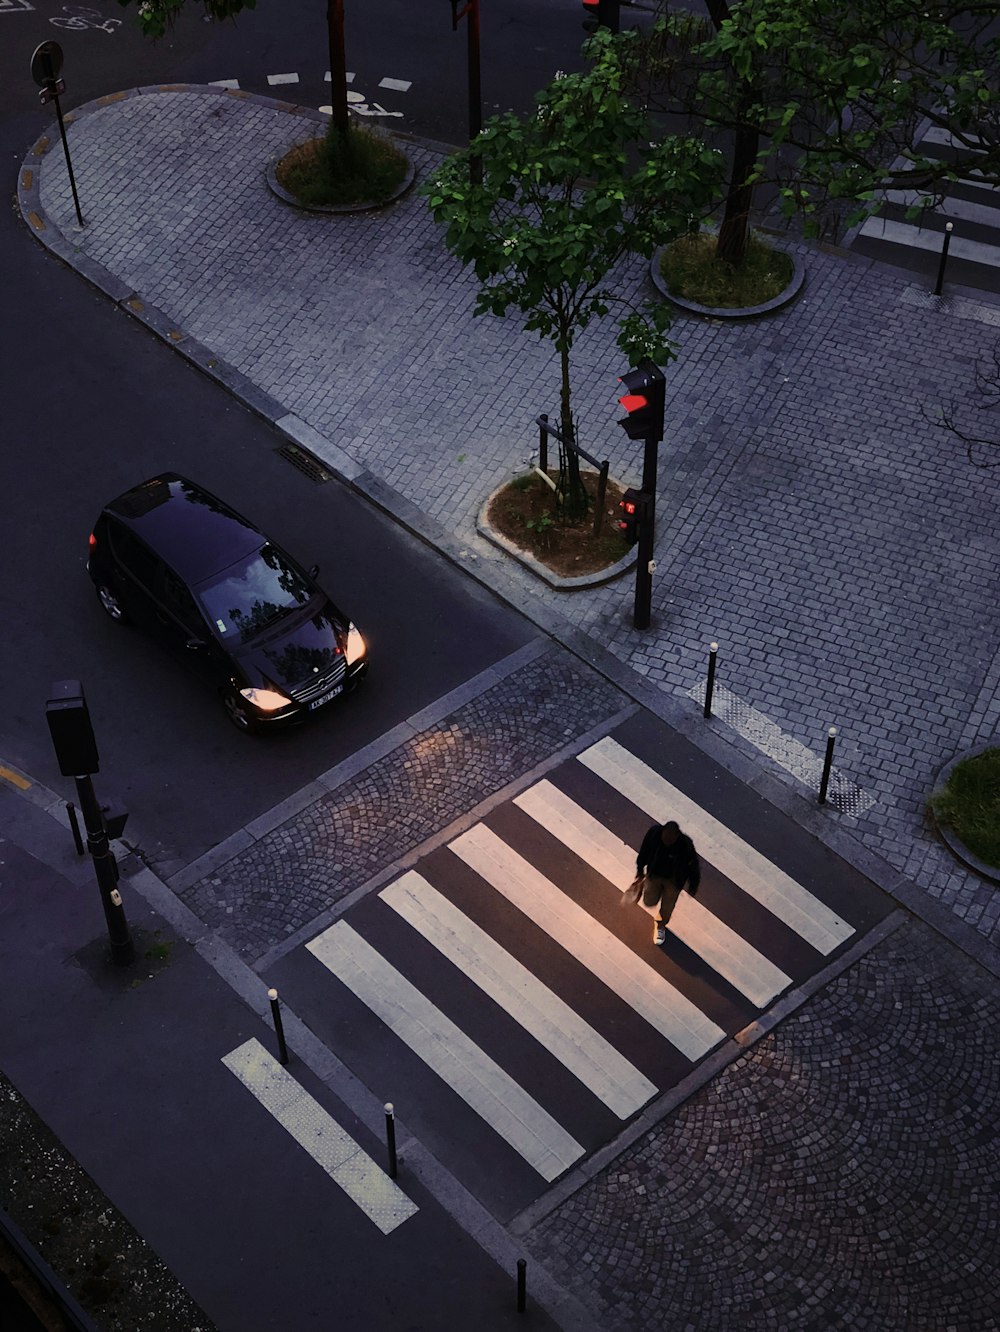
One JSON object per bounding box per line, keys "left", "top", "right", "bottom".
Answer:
{"left": 276, "top": 441, "right": 332, "bottom": 484}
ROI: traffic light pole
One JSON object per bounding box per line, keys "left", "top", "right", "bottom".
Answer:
{"left": 633, "top": 434, "right": 659, "bottom": 631}
{"left": 74, "top": 773, "right": 134, "bottom": 966}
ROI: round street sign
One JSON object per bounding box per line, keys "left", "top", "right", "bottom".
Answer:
{"left": 30, "top": 41, "right": 64, "bottom": 88}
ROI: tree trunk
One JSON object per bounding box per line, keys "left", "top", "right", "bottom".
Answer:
{"left": 559, "top": 341, "right": 588, "bottom": 521}
{"left": 327, "top": 0, "right": 349, "bottom": 139}
{"left": 715, "top": 123, "right": 758, "bottom": 266}
{"left": 703, "top": 0, "right": 756, "bottom": 268}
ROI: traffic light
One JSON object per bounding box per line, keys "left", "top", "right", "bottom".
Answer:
{"left": 582, "top": 0, "right": 619, "bottom": 35}
{"left": 618, "top": 360, "right": 665, "bottom": 443}
{"left": 46, "top": 680, "right": 100, "bottom": 776}
{"left": 618, "top": 488, "right": 651, "bottom": 545}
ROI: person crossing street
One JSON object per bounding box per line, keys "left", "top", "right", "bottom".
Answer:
{"left": 635, "top": 819, "right": 701, "bottom": 946}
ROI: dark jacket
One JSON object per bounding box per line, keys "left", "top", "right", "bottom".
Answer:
{"left": 637, "top": 825, "right": 701, "bottom": 892}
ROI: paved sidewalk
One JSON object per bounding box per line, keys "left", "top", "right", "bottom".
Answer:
{"left": 11, "top": 82, "right": 1000, "bottom": 1330}
{"left": 18, "top": 84, "right": 1000, "bottom": 953}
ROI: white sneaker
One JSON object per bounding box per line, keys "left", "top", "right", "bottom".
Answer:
{"left": 654, "top": 923, "right": 666, "bottom": 946}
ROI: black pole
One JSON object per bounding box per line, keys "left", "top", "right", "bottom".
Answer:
{"left": 933, "top": 221, "right": 953, "bottom": 297}
{"left": 704, "top": 641, "right": 718, "bottom": 717}
{"left": 516, "top": 1259, "right": 527, "bottom": 1313}
{"left": 51, "top": 87, "right": 84, "bottom": 228}
{"left": 538, "top": 412, "right": 548, "bottom": 477}
{"left": 267, "top": 988, "right": 289, "bottom": 1064}
{"left": 66, "top": 801, "right": 85, "bottom": 856}
{"left": 74, "top": 774, "right": 133, "bottom": 965}
{"left": 818, "top": 726, "right": 837, "bottom": 804}
{"left": 467, "top": 0, "right": 482, "bottom": 185}
{"left": 633, "top": 432, "right": 659, "bottom": 630}
{"left": 592, "top": 460, "right": 609, "bottom": 537}
{"left": 384, "top": 1102, "right": 398, "bottom": 1178}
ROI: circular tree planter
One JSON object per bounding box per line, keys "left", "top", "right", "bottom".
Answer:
{"left": 266, "top": 139, "right": 415, "bottom": 214}
{"left": 651, "top": 235, "right": 805, "bottom": 320}
{"left": 477, "top": 475, "right": 636, "bottom": 591}
{"left": 929, "top": 743, "right": 1000, "bottom": 885}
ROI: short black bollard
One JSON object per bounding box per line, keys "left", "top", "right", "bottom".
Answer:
{"left": 704, "top": 641, "right": 719, "bottom": 718}
{"left": 66, "top": 801, "right": 85, "bottom": 856}
{"left": 818, "top": 727, "right": 837, "bottom": 804}
{"left": 934, "top": 221, "right": 954, "bottom": 297}
{"left": 384, "top": 1102, "right": 398, "bottom": 1179}
{"left": 516, "top": 1258, "right": 527, "bottom": 1313}
{"left": 267, "top": 987, "right": 289, "bottom": 1065}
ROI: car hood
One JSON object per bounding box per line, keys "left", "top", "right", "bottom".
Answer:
{"left": 235, "top": 601, "right": 348, "bottom": 693}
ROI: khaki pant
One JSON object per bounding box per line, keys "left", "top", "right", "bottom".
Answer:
{"left": 641, "top": 874, "right": 682, "bottom": 922}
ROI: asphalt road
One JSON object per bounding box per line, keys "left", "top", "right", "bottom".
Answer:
{"left": 3, "top": 3, "right": 556, "bottom": 872}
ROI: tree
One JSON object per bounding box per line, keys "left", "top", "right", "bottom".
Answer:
{"left": 117, "top": 0, "right": 351, "bottom": 138}
{"left": 421, "top": 30, "right": 722, "bottom": 518}
{"left": 625, "top": 0, "right": 1000, "bottom": 262}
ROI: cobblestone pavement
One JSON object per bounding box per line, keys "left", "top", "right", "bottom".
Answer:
{"left": 21, "top": 86, "right": 1000, "bottom": 953}
{"left": 175, "top": 646, "right": 626, "bottom": 961}
{"left": 527, "top": 918, "right": 1000, "bottom": 1332}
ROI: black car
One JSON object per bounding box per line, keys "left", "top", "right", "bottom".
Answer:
{"left": 87, "top": 474, "right": 368, "bottom": 731}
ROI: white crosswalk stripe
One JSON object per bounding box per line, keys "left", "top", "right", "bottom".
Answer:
{"left": 577, "top": 738, "right": 853, "bottom": 955}
{"left": 306, "top": 921, "right": 585, "bottom": 1181}
{"left": 853, "top": 127, "right": 1000, "bottom": 277}
{"left": 514, "top": 781, "right": 793, "bottom": 1008}
{"left": 222, "top": 1038, "right": 418, "bottom": 1234}
{"left": 450, "top": 824, "right": 726, "bottom": 1059}
{"left": 298, "top": 735, "right": 864, "bottom": 1184}
{"left": 381, "top": 871, "right": 657, "bottom": 1118}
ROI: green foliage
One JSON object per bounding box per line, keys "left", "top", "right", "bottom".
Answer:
{"left": 930, "top": 749, "right": 1000, "bottom": 868}
{"left": 635, "top": 0, "right": 1000, "bottom": 232}
{"left": 421, "top": 29, "right": 723, "bottom": 367}
{"left": 116, "top": 0, "right": 256, "bottom": 39}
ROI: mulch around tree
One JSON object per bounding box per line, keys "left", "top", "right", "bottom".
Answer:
{"left": 486, "top": 470, "right": 632, "bottom": 577}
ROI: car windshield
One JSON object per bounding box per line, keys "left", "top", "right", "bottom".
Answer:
{"left": 196, "top": 544, "right": 314, "bottom": 642}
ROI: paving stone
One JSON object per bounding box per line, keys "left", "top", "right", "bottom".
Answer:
{"left": 528, "top": 920, "right": 1000, "bottom": 1331}
{"left": 178, "top": 648, "right": 623, "bottom": 959}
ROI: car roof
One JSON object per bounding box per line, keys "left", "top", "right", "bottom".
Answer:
{"left": 102, "top": 473, "right": 263, "bottom": 581}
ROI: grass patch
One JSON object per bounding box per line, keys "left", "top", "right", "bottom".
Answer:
{"left": 276, "top": 122, "right": 408, "bottom": 207}
{"left": 929, "top": 748, "right": 1000, "bottom": 867}
{"left": 660, "top": 230, "right": 794, "bottom": 308}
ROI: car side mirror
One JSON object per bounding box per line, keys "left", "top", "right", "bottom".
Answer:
{"left": 186, "top": 637, "right": 208, "bottom": 652}
{"left": 308, "top": 564, "right": 320, "bottom": 579}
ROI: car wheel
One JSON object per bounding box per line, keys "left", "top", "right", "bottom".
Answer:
{"left": 95, "top": 583, "right": 128, "bottom": 622}
{"left": 222, "top": 688, "right": 257, "bottom": 734}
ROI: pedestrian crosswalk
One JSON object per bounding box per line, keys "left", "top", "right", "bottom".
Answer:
{"left": 288, "top": 730, "right": 877, "bottom": 1213}
{"left": 851, "top": 127, "right": 1000, "bottom": 288}
{"left": 222, "top": 1037, "right": 418, "bottom": 1234}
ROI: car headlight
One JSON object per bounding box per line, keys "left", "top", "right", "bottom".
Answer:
{"left": 346, "top": 623, "right": 366, "bottom": 665}
{"left": 240, "top": 686, "right": 292, "bottom": 713}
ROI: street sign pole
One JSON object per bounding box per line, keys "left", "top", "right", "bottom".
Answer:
{"left": 30, "top": 41, "right": 85, "bottom": 228}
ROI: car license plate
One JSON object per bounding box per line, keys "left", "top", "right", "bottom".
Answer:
{"left": 308, "top": 683, "right": 343, "bottom": 711}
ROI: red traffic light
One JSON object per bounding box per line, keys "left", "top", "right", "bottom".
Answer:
{"left": 618, "top": 488, "right": 648, "bottom": 544}
{"left": 618, "top": 392, "right": 648, "bottom": 414}
{"left": 617, "top": 362, "right": 665, "bottom": 443}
